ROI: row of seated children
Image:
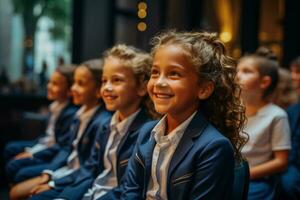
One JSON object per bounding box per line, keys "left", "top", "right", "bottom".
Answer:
{"left": 4, "top": 30, "right": 281, "bottom": 200}
{"left": 28, "top": 45, "right": 155, "bottom": 200}
{"left": 238, "top": 48, "right": 300, "bottom": 200}
{"left": 4, "top": 65, "right": 79, "bottom": 183}
{"left": 237, "top": 49, "right": 291, "bottom": 200}
{"left": 6, "top": 58, "right": 113, "bottom": 199}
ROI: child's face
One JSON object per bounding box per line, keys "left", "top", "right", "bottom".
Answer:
{"left": 47, "top": 71, "right": 69, "bottom": 102}
{"left": 290, "top": 64, "right": 300, "bottom": 93}
{"left": 237, "top": 59, "right": 263, "bottom": 98}
{"left": 148, "top": 44, "right": 202, "bottom": 117}
{"left": 71, "top": 66, "right": 99, "bottom": 106}
{"left": 101, "top": 57, "right": 145, "bottom": 117}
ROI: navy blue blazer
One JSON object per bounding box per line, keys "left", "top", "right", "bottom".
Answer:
{"left": 120, "top": 111, "right": 235, "bottom": 200}
{"left": 54, "top": 108, "right": 152, "bottom": 200}
{"left": 54, "top": 103, "right": 79, "bottom": 144}
{"left": 5, "top": 102, "right": 78, "bottom": 183}
{"left": 33, "top": 102, "right": 79, "bottom": 161}
{"left": 39, "top": 105, "right": 112, "bottom": 172}
{"left": 287, "top": 102, "right": 300, "bottom": 168}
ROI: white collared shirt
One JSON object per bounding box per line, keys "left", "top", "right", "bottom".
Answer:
{"left": 146, "top": 111, "right": 197, "bottom": 200}
{"left": 83, "top": 109, "right": 141, "bottom": 200}
{"left": 48, "top": 105, "right": 99, "bottom": 181}
{"left": 26, "top": 101, "right": 68, "bottom": 154}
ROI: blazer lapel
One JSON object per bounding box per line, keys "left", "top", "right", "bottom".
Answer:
{"left": 143, "top": 133, "right": 156, "bottom": 190}
{"left": 168, "top": 112, "right": 208, "bottom": 180}
{"left": 116, "top": 108, "right": 149, "bottom": 156}
{"left": 97, "top": 122, "right": 110, "bottom": 169}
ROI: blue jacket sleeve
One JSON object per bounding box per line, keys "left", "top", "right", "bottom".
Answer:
{"left": 43, "top": 148, "right": 70, "bottom": 171}
{"left": 56, "top": 173, "right": 94, "bottom": 200}
{"left": 53, "top": 141, "right": 100, "bottom": 187}
{"left": 32, "top": 144, "right": 60, "bottom": 161}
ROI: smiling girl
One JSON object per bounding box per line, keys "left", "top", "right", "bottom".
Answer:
{"left": 120, "top": 30, "right": 247, "bottom": 200}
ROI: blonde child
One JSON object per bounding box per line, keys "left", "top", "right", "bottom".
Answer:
{"left": 120, "top": 30, "right": 246, "bottom": 200}
{"left": 29, "top": 44, "right": 156, "bottom": 200}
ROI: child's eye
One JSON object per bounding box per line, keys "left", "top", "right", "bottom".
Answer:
{"left": 168, "top": 71, "right": 181, "bottom": 78}
{"left": 112, "top": 77, "right": 123, "bottom": 83}
{"left": 77, "top": 80, "right": 84, "bottom": 86}
{"left": 101, "top": 79, "right": 107, "bottom": 84}
{"left": 150, "top": 68, "right": 159, "bottom": 77}
{"left": 242, "top": 69, "right": 253, "bottom": 74}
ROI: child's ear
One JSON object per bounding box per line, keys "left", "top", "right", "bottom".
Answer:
{"left": 198, "top": 81, "right": 214, "bottom": 100}
{"left": 260, "top": 76, "right": 272, "bottom": 90}
{"left": 137, "top": 81, "right": 148, "bottom": 97}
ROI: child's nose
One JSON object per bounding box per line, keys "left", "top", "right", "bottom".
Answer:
{"left": 71, "top": 84, "right": 77, "bottom": 92}
{"left": 155, "top": 75, "right": 168, "bottom": 88}
{"left": 103, "top": 82, "right": 113, "bottom": 91}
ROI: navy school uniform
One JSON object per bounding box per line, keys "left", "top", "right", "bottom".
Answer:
{"left": 4, "top": 140, "right": 36, "bottom": 161}
{"left": 4, "top": 102, "right": 78, "bottom": 161}
{"left": 280, "top": 102, "right": 300, "bottom": 200}
{"left": 120, "top": 111, "right": 235, "bottom": 200}
{"left": 29, "top": 108, "right": 152, "bottom": 200}
{"left": 5, "top": 103, "right": 78, "bottom": 182}
{"left": 7, "top": 105, "right": 112, "bottom": 184}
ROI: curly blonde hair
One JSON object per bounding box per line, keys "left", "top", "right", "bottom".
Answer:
{"left": 103, "top": 44, "right": 159, "bottom": 118}
{"left": 151, "top": 30, "right": 247, "bottom": 160}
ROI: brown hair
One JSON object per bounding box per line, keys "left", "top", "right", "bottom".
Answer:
{"left": 239, "top": 47, "right": 279, "bottom": 100}
{"left": 79, "top": 59, "right": 104, "bottom": 88}
{"left": 55, "top": 64, "right": 76, "bottom": 89}
{"left": 272, "top": 68, "right": 298, "bottom": 109}
{"left": 291, "top": 56, "right": 300, "bottom": 68}
{"left": 103, "top": 44, "right": 158, "bottom": 118}
{"left": 151, "top": 30, "right": 247, "bottom": 160}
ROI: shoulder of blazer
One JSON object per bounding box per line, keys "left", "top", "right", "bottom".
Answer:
{"left": 56, "top": 103, "right": 78, "bottom": 122}
{"left": 126, "top": 108, "right": 153, "bottom": 134}
{"left": 136, "top": 120, "right": 159, "bottom": 145}
{"left": 174, "top": 111, "right": 232, "bottom": 152}
{"left": 194, "top": 123, "right": 233, "bottom": 148}
{"left": 89, "top": 105, "right": 112, "bottom": 127}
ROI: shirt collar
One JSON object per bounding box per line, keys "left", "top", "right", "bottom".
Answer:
{"left": 110, "top": 109, "right": 141, "bottom": 137}
{"left": 49, "top": 100, "right": 68, "bottom": 114}
{"left": 76, "top": 105, "right": 99, "bottom": 122}
{"left": 152, "top": 111, "right": 197, "bottom": 145}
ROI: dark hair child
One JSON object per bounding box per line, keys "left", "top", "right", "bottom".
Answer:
{"left": 120, "top": 30, "right": 246, "bottom": 200}
{"left": 9, "top": 59, "right": 112, "bottom": 200}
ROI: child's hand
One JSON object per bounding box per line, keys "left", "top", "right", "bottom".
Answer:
{"left": 30, "top": 183, "right": 51, "bottom": 195}
{"left": 39, "top": 173, "right": 51, "bottom": 184}
{"left": 14, "top": 152, "right": 33, "bottom": 159}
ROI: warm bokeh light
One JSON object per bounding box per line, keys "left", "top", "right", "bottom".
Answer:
{"left": 137, "top": 22, "right": 147, "bottom": 31}
{"left": 138, "top": 9, "right": 147, "bottom": 18}
{"left": 220, "top": 32, "right": 232, "bottom": 43}
{"left": 138, "top": 2, "right": 147, "bottom": 10}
